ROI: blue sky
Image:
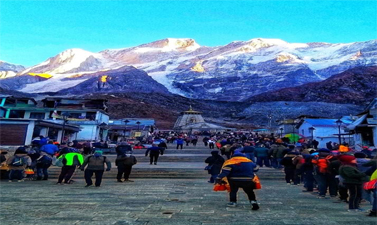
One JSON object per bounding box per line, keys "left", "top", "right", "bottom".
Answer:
{"left": 1, "top": 0, "right": 376, "bottom": 67}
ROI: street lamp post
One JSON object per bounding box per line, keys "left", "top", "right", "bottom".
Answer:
{"left": 136, "top": 121, "right": 141, "bottom": 131}
{"left": 279, "top": 127, "right": 283, "bottom": 138}
{"left": 336, "top": 119, "right": 343, "bottom": 145}
{"left": 123, "top": 119, "right": 130, "bottom": 138}
{"left": 60, "top": 112, "right": 70, "bottom": 144}
{"left": 309, "top": 127, "right": 315, "bottom": 140}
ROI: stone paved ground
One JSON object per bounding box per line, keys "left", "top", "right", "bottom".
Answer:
{"left": 1, "top": 177, "right": 377, "bottom": 225}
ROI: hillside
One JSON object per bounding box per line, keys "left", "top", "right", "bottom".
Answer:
{"left": 248, "top": 66, "right": 377, "bottom": 105}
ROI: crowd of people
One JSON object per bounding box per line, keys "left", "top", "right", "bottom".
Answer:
{"left": 202, "top": 132, "right": 377, "bottom": 216}
{"left": 0, "top": 131, "right": 376, "bottom": 216}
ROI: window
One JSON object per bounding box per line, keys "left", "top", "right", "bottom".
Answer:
{"left": 9, "top": 110, "right": 25, "bottom": 118}
{"left": 302, "top": 129, "right": 305, "bottom": 136}
{"left": 86, "top": 112, "right": 96, "bottom": 120}
{"left": 30, "top": 112, "right": 45, "bottom": 119}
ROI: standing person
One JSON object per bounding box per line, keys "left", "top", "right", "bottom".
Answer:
{"left": 328, "top": 152, "right": 349, "bottom": 203}
{"left": 158, "top": 141, "right": 168, "bottom": 155}
{"left": 281, "top": 152, "right": 299, "bottom": 185}
{"left": 220, "top": 144, "right": 233, "bottom": 159}
{"left": 185, "top": 136, "right": 191, "bottom": 146}
{"left": 176, "top": 137, "right": 184, "bottom": 150}
{"left": 56, "top": 149, "right": 84, "bottom": 184}
{"left": 301, "top": 154, "right": 315, "bottom": 192}
{"left": 208, "top": 139, "right": 215, "bottom": 149}
{"left": 312, "top": 139, "right": 319, "bottom": 149}
{"left": 116, "top": 142, "right": 133, "bottom": 156}
{"left": 311, "top": 149, "right": 337, "bottom": 198}
{"left": 204, "top": 151, "right": 225, "bottom": 183}
{"left": 339, "top": 154, "right": 369, "bottom": 212}
{"left": 203, "top": 136, "right": 209, "bottom": 147}
{"left": 216, "top": 152, "right": 260, "bottom": 210}
{"left": 115, "top": 150, "right": 137, "bottom": 182}
{"left": 242, "top": 142, "right": 255, "bottom": 162}
{"left": 81, "top": 150, "right": 111, "bottom": 187}
{"left": 145, "top": 144, "right": 164, "bottom": 165}
{"left": 82, "top": 141, "right": 92, "bottom": 155}
{"left": 326, "top": 141, "right": 333, "bottom": 150}
{"left": 254, "top": 143, "right": 270, "bottom": 167}
{"left": 6, "top": 147, "right": 31, "bottom": 182}
{"left": 191, "top": 136, "right": 198, "bottom": 146}
{"left": 271, "top": 139, "right": 286, "bottom": 169}
{"left": 366, "top": 169, "right": 377, "bottom": 217}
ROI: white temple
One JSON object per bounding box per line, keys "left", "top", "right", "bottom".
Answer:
{"left": 173, "top": 106, "right": 230, "bottom": 133}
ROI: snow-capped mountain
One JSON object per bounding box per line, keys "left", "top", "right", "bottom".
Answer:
{"left": 2, "top": 38, "right": 377, "bottom": 101}
{"left": 20, "top": 48, "right": 116, "bottom": 75}
{"left": 0, "top": 61, "right": 25, "bottom": 79}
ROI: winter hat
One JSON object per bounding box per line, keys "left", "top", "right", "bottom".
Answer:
{"left": 15, "top": 147, "right": 27, "bottom": 154}
{"left": 354, "top": 152, "right": 367, "bottom": 158}
{"left": 94, "top": 150, "right": 103, "bottom": 157}
{"left": 232, "top": 152, "right": 247, "bottom": 157}
{"left": 211, "top": 151, "right": 219, "bottom": 156}
{"left": 338, "top": 154, "right": 356, "bottom": 163}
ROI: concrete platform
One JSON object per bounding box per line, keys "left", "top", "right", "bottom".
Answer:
{"left": 1, "top": 179, "right": 376, "bottom": 225}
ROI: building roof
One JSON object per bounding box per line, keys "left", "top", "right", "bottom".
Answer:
{"left": 181, "top": 105, "right": 202, "bottom": 115}
{"left": 304, "top": 118, "right": 352, "bottom": 127}
{"left": 176, "top": 122, "right": 227, "bottom": 130}
{"left": 346, "top": 114, "right": 367, "bottom": 130}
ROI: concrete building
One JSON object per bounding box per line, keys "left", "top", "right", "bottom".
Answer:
{"left": 0, "top": 96, "right": 109, "bottom": 145}
{"left": 347, "top": 98, "right": 377, "bottom": 149}
{"left": 296, "top": 117, "right": 353, "bottom": 148}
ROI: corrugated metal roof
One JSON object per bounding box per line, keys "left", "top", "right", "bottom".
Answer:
{"left": 304, "top": 118, "right": 352, "bottom": 127}
{"left": 347, "top": 114, "right": 367, "bottom": 130}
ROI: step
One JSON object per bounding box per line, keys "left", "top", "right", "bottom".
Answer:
{"left": 42, "top": 165, "right": 285, "bottom": 180}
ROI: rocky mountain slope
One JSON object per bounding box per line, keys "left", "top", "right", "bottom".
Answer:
{"left": 1, "top": 38, "right": 376, "bottom": 102}
{"left": 248, "top": 66, "right": 377, "bottom": 105}
{"left": 0, "top": 61, "right": 25, "bottom": 79}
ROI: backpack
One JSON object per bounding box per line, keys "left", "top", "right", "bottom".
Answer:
{"left": 11, "top": 156, "right": 24, "bottom": 167}
{"left": 88, "top": 155, "right": 107, "bottom": 163}
{"left": 37, "top": 155, "right": 52, "bottom": 167}
{"left": 313, "top": 155, "right": 333, "bottom": 173}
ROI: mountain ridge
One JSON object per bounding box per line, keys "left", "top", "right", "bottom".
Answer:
{"left": 1, "top": 38, "right": 376, "bottom": 102}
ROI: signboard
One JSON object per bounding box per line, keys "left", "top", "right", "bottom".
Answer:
{"left": 134, "top": 132, "right": 142, "bottom": 137}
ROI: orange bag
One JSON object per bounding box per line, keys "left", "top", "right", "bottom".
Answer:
{"left": 213, "top": 183, "right": 227, "bottom": 191}
{"left": 253, "top": 174, "right": 262, "bottom": 189}
{"left": 213, "top": 183, "right": 231, "bottom": 192}
{"left": 25, "top": 168, "right": 35, "bottom": 175}
{"left": 339, "top": 145, "right": 349, "bottom": 152}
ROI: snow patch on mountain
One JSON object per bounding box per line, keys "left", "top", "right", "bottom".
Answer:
{"left": 19, "top": 76, "right": 89, "bottom": 93}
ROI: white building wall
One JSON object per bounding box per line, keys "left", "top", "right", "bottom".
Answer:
{"left": 298, "top": 121, "right": 346, "bottom": 148}
{"left": 96, "top": 112, "right": 109, "bottom": 124}
{"left": 25, "top": 121, "right": 35, "bottom": 145}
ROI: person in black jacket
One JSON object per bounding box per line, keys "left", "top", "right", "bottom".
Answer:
{"left": 115, "top": 151, "right": 137, "bottom": 182}
{"left": 145, "top": 144, "right": 164, "bottom": 165}
{"left": 281, "top": 151, "right": 299, "bottom": 184}
{"left": 204, "top": 151, "right": 225, "bottom": 183}
{"left": 116, "top": 142, "right": 133, "bottom": 156}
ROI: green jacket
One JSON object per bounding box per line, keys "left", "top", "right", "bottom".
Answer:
{"left": 339, "top": 165, "right": 368, "bottom": 185}
{"left": 59, "top": 153, "right": 84, "bottom": 166}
